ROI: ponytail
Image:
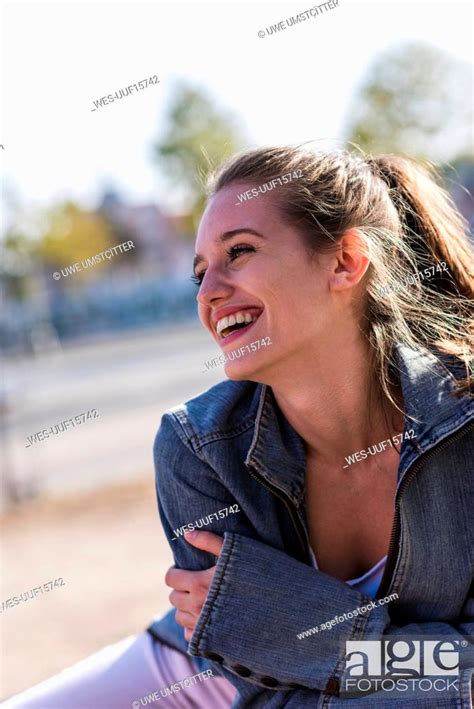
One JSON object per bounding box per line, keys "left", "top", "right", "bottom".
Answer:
{"left": 367, "top": 155, "right": 473, "bottom": 393}
{"left": 368, "top": 155, "right": 474, "bottom": 300}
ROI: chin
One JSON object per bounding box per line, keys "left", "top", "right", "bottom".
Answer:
{"left": 224, "top": 363, "right": 253, "bottom": 381}
{"left": 223, "top": 357, "right": 268, "bottom": 382}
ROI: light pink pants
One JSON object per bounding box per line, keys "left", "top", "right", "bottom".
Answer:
{"left": 1, "top": 633, "right": 237, "bottom": 708}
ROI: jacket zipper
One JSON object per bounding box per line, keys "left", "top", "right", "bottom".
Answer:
{"left": 248, "top": 467, "right": 309, "bottom": 559}
{"left": 249, "top": 419, "right": 473, "bottom": 592}
{"left": 377, "top": 419, "right": 474, "bottom": 599}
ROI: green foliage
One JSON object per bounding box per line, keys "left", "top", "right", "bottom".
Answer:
{"left": 153, "top": 80, "right": 246, "bottom": 235}
{"left": 1, "top": 199, "right": 116, "bottom": 298}
{"left": 344, "top": 43, "right": 473, "bottom": 162}
{"left": 0, "top": 230, "right": 36, "bottom": 300}
{"left": 38, "top": 202, "right": 114, "bottom": 274}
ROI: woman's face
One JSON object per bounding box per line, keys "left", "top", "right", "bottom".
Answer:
{"left": 193, "top": 182, "right": 352, "bottom": 382}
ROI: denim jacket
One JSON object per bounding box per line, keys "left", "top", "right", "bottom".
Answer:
{"left": 147, "top": 345, "right": 474, "bottom": 707}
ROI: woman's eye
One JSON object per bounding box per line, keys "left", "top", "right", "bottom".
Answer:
{"left": 190, "top": 273, "right": 204, "bottom": 286}
{"left": 190, "top": 244, "right": 255, "bottom": 286}
{"left": 227, "top": 244, "right": 255, "bottom": 261}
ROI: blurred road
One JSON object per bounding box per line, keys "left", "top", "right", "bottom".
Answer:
{"left": 0, "top": 479, "right": 175, "bottom": 699}
{"left": 1, "top": 320, "right": 226, "bottom": 508}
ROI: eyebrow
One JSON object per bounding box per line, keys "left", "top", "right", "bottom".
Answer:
{"left": 192, "top": 228, "right": 265, "bottom": 273}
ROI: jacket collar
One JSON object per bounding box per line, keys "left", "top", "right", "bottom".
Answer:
{"left": 245, "top": 344, "right": 473, "bottom": 503}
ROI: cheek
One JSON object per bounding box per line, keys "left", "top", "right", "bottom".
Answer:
{"left": 197, "top": 303, "right": 207, "bottom": 325}
{"left": 271, "top": 280, "right": 324, "bottom": 331}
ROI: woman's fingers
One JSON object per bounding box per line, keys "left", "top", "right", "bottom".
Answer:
{"left": 164, "top": 566, "right": 196, "bottom": 591}
{"left": 169, "top": 589, "right": 202, "bottom": 616}
{"left": 175, "top": 609, "right": 197, "bottom": 631}
{"left": 164, "top": 553, "right": 221, "bottom": 645}
{"left": 165, "top": 565, "right": 215, "bottom": 595}
{"left": 184, "top": 530, "right": 224, "bottom": 557}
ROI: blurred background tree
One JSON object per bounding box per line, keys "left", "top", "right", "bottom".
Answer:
{"left": 152, "top": 80, "right": 246, "bottom": 236}
{"left": 37, "top": 202, "right": 114, "bottom": 279}
{"left": 1, "top": 200, "right": 116, "bottom": 296}
{"left": 0, "top": 232, "right": 35, "bottom": 301}
{"left": 344, "top": 42, "right": 473, "bottom": 162}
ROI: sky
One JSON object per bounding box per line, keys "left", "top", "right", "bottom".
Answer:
{"left": 1, "top": 0, "right": 472, "bottom": 226}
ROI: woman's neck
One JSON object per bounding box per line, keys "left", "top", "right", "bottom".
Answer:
{"left": 266, "top": 341, "right": 404, "bottom": 463}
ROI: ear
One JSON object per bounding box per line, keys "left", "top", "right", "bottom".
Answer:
{"left": 329, "top": 228, "right": 370, "bottom": 292}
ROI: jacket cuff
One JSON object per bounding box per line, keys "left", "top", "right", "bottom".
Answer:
{"left": 188, "top": 532, "right": 387, "bottom": 691}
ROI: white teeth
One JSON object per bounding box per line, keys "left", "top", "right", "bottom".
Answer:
{"left": 216, "top": 310, "right": 258, "bottom": 336}
{"left": 217, "top": 316, "right": 229, "bottom": 334}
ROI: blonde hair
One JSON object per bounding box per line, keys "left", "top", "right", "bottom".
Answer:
{"left": 207, "top": 146, "right": 473, "bottom": 404}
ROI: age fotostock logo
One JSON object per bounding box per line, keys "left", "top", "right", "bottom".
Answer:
{"left": 342, "top": 639, "right": 467, "bottom": 697}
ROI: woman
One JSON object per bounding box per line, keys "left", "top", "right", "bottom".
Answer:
{"left": 4, "top": 146, "right": 473, "bottom": 708}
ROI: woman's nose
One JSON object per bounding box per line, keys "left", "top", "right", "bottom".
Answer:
{"left": 196, "top": 270, "right": 233, "bottom": 306}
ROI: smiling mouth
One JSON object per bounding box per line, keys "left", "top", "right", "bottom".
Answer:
{"left": 216, "top": 310, "right": 260, "bottom": 339}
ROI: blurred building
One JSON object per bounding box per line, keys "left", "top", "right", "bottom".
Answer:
{"left": 98, "top": 189, "right": 193, "bottom": 279}
{"left": 0, "top": 192, "right": 198, "bottom": 353}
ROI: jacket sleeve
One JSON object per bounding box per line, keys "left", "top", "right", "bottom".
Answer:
{"left": 189, "top": 531, "right": 474, "bottom": 706}
{"left": 154, "top": 412, "right": 256, "bottom": 573}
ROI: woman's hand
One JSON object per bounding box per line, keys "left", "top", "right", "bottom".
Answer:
{"left": 165, "top": 530, "right": 224, "bottom": 641}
